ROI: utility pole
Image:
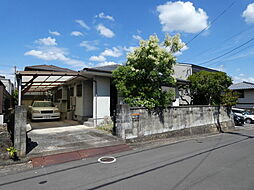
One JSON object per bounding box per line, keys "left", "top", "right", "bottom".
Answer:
{"left": 14, "top": 66, "right": 17, "bottom": 89}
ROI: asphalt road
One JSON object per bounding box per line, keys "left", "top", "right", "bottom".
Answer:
{"left": 1, "top": 127, "right": 254, "bottom": 190}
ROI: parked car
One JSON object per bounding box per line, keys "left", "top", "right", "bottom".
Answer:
{"left": 28, "top": 101, "right": 60, "bottom": 121}
{"left": 233, "top": 113, "right": 245, "bottom": 126}
{"left": 232, "top": 108, "right": 254, "bottom": 124}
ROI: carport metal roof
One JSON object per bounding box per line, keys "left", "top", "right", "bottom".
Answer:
{"left": 16, "top": 71, "right": 84, "bottom": 95}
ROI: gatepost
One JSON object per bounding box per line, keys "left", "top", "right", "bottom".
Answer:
{"left": 116, "top": 104, "right": 132, "bottom": 140}
{"left": 14, "top": 106, "right": 27, "bottom": 157}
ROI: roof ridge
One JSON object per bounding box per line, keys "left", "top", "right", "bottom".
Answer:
{"left": 243, "top": 81, "right": 254, "bottom": 85}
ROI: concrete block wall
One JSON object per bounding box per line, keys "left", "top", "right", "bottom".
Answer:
{"left": 116, "top": 105, "right": 235, "bottom": 141}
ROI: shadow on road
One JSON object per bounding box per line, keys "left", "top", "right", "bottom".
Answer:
{"left": 225, "top": 131, "right": 254, "bottom": 138}
{"left": 0, "top": 131, "right": 253, "bottom": 189}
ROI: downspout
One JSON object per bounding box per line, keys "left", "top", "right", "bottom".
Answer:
{"left": 93, "top": 79, "right": 98, "bottom": 127}
{"left": 95, "top": 80, "right": 98, "bottom": 127}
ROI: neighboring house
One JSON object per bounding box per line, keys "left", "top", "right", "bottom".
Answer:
{"left": 173, "top": 63, "right": 218, "bottom": 105}
{"left": 229, "top": 81, "right": 254, "bottom": 110}
{"left": 0, "top": 80, "right": 12, "bottom": 124}
{"left": 0, "top": 75, "right": 13, "bottom": 95}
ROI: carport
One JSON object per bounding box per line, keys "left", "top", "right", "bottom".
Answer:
{"left": 13, "top": 69, "right": 87, "bottom": 156}
{"left": 15, "top": 70, "right": 84, "bottom": 105}
{"left": 14, "top": 68, "right": 121, "bottom": 157}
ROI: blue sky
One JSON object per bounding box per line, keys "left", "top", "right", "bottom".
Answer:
{"left": 1, "top": 0, "right": 254, "bottom": 83}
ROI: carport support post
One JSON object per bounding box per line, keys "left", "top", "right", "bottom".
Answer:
{"left": 17, "top": 76, "right": 22, "bottom": 106}
{"left": 14, "top": 106, "right": 27, "bottom": 157}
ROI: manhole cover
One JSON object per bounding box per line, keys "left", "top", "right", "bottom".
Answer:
{"left": 98, "top": 156, "right": 116, "bottom": 164}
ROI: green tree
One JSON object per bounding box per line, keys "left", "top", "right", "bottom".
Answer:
{"left": 113, "top": 34, "right": 184, "bottom": 109}
{"left": 12, "top": 89, "right": 18, "bottom": 106}
{"left": 221, "top": 89, "right": 239, "bottom": 107}
{"left": 188, "top": 71, "right": 233, "bottom": 105}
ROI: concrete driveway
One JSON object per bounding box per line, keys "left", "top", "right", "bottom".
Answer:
{"left": 27, "top": 120, "right": 123, "bottom": 157}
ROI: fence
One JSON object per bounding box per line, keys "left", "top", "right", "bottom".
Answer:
{"left": 116, "top": 105, "right": 235, "bottom": 141}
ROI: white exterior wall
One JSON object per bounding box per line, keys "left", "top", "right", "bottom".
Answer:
{"left": 172, "top": 63, "right": 192, "bottom": 80}
{"left": 0, "top": 78, "right": 13, "bottom": 95}
{"left": 172, "top": 87, "right": 180, "bottom": 106}
{"left": 93, "top": 76, "right": 110, "bottom": 125}
{"left": 236, "top": 89, "right": 254, "bottom": 109}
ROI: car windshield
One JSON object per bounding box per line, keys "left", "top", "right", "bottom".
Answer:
{"left": 244, "top": 111, "right": 252, "bottom": 115}
{"left": 32, "top": 102, "right": 53, "bottom": 107}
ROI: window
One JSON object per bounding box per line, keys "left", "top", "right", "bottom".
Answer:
{"left": 236, "top": 90, "right": 244, "bottom": 98}
{"left": 76, "top": 84, "right": 82, "bottom": 97}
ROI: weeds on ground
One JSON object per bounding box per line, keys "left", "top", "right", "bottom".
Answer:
{"left": 97, "top": 124, "right": 113, "bottom": 134}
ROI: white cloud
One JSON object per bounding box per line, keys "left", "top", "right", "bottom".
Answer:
{"left": 75, "top": 19, "right": 90, "bottom": 30}
{"left": 36, "top": 37, "right": 57, "bottom": 46}
{"left": 157, "top": 1, "right": 209, "bottom": 33}
{"left": 80, "top": 41, "right": 99, "bottom": 51}
{"left": 71, "top": 31, "right": 83, "bottom": 36}
{"left": 101, "top": 47, "right": 122, "bottom": 57}
{"left": 96, "top": 12, "right": 114, "bottom": 21}
{"left": 132, "top": 35, "right": 143, "bottom": 41}
{"left": 89, "top": 55, "right": 106, "bottom": 62}
{"left": 97, "top": 61, "right": 119, "bottom": 67}
{"left": 49, "top": 30, "right": 61, "bottom": 36}
{"left": 174, "top": 45, "right": 189, "bottom": 56}
{"left": 233, "top": 74, "right": 254, "bottom": 83}
{"left": 0, "top": 69, "right": 15, "bottom": 83}
{"left": 242, "top": 3, "right": 254, "bottom": 23}
{"left": 97, "top": 24, "right": 115, "bottom": 38}
{"left": 123, "top": 46, "right": 137, "bottom": 53}
{"left": 24, "top": 46, "right": 85, "bottom": 68}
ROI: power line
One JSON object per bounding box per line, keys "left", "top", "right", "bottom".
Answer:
{"left": 206, "top": 43, "right": 254, "bottom": 67}
{"left": 182, "top": 24, "right": 254, "bottom": 63}
{"left": 199, "top": 36, "right": 254, "bottom": 65}
{"left": 185, "top": 1, "right": 236, "bottom": 46}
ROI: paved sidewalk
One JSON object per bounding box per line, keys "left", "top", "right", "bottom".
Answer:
{"left": 31, "top": 144, "right": 132, "bottom": 167}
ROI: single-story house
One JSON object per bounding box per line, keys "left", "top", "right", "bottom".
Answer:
{"left": 229, "top": 81, "right": 254, "bottom": 110}
{"left": 17, "top": 63, "right": 218, "bottom": 126}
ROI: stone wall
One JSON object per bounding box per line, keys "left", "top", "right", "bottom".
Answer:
{"left": 116, "top": 105, "right": 235, "bottom": 142}
{"left": 0, "top": 124, "right": 12, "bottom": 160}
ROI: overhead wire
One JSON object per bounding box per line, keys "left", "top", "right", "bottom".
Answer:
{"left": 199, "top": 36, "right": 254, "bottom": 65}
{"left": 182, "top": 24, "right": 254, "bottom": 63}
{"left": 206, "top": 43, "right": 254, "bottom": 67}
{"left": 185, "top": 1, "right": 236, "bottom": 46}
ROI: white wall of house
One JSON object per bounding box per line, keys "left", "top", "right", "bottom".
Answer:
{"left": 173, "top": 63, "right": 192, "bottom": 80}
{"left": 93, "top": 76, "right": 110, "bottom": 125}
{"left": 172, "top": 87, "right": 180, "bottom": 106}
{"left": 236, "top": 89, "right": 254, "bottom": 109}
{"left": 0, "top": 77, "right": 13, "bottom": 95}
